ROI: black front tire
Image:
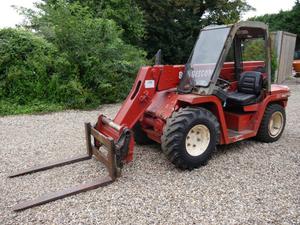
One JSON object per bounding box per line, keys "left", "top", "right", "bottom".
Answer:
{"left": 161, "top": 107, "right": 220, "bottom": 170}
{"left": 255, "top": 104, "right": 286, "bottom": 142}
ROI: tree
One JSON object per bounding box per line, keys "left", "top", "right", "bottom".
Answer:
{"left": 21, "top": 0, "right": 252, "bottom": 64}
{"left": 135, "top": 0, "right": 253, "bottom": 64}
{"left": 251, "top": 1, "right": 300, "bottom": 49}
{"left": 17, "top": 0, "right": 146, "bottom": 105}
{"left": 44, "top": 0, "right": 145, "bottom": 46}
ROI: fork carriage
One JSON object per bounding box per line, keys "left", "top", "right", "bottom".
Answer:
{"left": 10, "top": 121, "right": 125, "bottom": 211}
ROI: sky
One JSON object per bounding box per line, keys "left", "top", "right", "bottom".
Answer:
{"left": 242, "top": 0, "right": 296, "bottom": 19}
{"left": 0, "top": 0, "right": 297, "bottom": 28}
{"left": 0, "top": 0, "right": 39, "bottom": 28}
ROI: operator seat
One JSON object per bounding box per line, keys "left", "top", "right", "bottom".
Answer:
{"left": 226, "top": 71, "right": 263, "bottom": 106}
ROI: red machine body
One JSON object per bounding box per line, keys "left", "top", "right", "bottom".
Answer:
{"left": 96, "top": 63, "right": 290, "bottom": 162}
{"left": 10, "top": 21, "right": 291, "bottom": 212}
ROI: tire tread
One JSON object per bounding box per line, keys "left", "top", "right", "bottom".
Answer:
{"left": 255, "top": 104, "right": 286, "bottom": 142}
{"left": 161, "top": 107, "right": 220, "bottom": 170}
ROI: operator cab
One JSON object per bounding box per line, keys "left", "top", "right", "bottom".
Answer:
{"left": 178, "top": 21, "right": 270, "bottom": 107}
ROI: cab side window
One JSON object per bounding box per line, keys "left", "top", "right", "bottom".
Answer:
{"left": 242, "top": 38, "right": 266, "bottom": 61}
{"left": 242, "top": 38, "right": 266, "bottom": 73}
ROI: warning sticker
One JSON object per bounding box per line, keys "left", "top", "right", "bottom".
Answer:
{"left": 145, "top": 80, "right": 155, "bottom": 88}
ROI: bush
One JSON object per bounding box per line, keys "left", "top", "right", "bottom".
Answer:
{"left": 0, "top": 28, "right": 87, "bottom": 108}
{"left": 41, "top": 1, "right": 146, "bottom": 103}
{"left": 1, "top": 1, "right": 146, "bottom": 115}
{"left": 20, "top": 0, "right": 146, "bottom": 104}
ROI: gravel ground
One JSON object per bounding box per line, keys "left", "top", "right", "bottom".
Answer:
{"left": 1, "top": 81, "right": 300, "bottom": 225}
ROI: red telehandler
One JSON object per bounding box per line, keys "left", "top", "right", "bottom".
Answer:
{"left": 10, "top": 21, "right": 290, "bottom": 211}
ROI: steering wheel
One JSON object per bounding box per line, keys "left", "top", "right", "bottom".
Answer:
{"left": 217, "top": 78, "right": 231, "bottom": 89}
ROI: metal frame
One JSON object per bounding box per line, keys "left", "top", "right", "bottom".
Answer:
{"left": 192, "top": 21, "right": 271, "bottom": 95}
{"left": 9, "top": 123, "right": 120, "bottom": 211}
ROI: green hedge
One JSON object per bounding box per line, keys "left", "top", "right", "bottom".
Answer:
{"left": 0, "top": 28, "right": 82, "bottom": 106}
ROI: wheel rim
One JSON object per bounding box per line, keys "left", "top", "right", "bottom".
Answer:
{"left": 268, "top": 111, "right": 284, "bottom": 138}
{"left": 185, "top": 124, "right": 210, "bottom": 156}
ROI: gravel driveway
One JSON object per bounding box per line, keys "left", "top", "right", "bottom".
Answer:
{"left": 1, "top": 82, "right": 300, "bottom": 225}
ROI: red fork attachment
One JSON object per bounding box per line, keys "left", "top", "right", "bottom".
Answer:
{"left": 9, "top": 117, "right": 132, "bottom": 211}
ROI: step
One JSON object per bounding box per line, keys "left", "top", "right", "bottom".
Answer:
{"left": 227, "top": 129, "right": 256, "bottom": 143}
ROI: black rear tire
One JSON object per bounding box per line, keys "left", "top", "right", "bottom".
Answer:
{"left": 255, "top": 104, "right": 286, "bottom": 142}
{"left": 161, "top": 107, "right": 220, "bottom": 170}
{"left": 133, "top": 122, "right": 154, "bottom": 145}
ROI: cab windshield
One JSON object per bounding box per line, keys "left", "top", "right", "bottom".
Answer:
{"left": 179, "top": 27, "right": 231, "bottom": 90}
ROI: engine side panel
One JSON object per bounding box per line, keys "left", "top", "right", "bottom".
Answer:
{"left": 157, "top": 65, "right": 184, "bottom": 91}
